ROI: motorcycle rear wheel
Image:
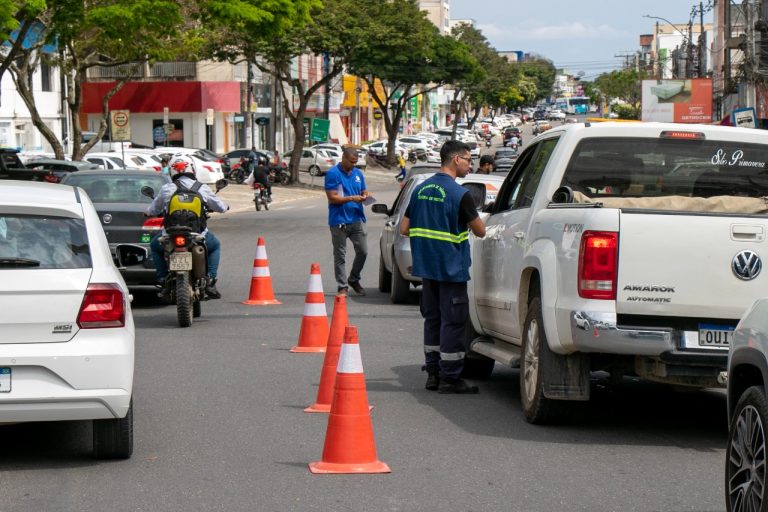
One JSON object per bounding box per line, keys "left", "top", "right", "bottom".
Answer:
{"left": 263, "top": 193, "right": 270, "bottom": 210}
{"left": 254, "top": 195, "right": 262, "bottom": 211}
{"left": 176, "top": 273, "right": 193, "bottom": 327}
{"left": 279, "top": 174, "right": 290, "bottom": 185}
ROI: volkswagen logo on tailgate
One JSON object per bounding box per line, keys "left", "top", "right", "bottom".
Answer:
{"left": 732, "top": 250, "right": 762, "bottom": 280}
{"left": 102, "top": 214, "right": 112, "bottom": 224}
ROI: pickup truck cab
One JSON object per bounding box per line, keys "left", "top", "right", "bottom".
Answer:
{"left": 467, "top": 122, "right": 768, "bottom": 423}
{"left": 0, "top": 148, "right": 57, "bottom": 182}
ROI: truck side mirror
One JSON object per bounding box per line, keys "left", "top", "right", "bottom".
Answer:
{"left": 371, "top": 203, "right": 389, "bottom": 214}
{"left": 140, "top": 186, "right": 155, "bottom": 199}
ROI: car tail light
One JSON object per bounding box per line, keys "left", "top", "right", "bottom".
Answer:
{"left": 578, "top": 231, "right": 618, "bottom": 300}
{"left": 77, "top": 283, "right": 125, "bottom": 328}
{"left": 174, "top": 235, "right": 186, "bottom": 247}
{"left": 142, "top": 216, "right": 163, "bottom": 229}
{"left": 152, "top": 165, "right": 161, "bottom": 172}
{"left": 203, "top": 165, "right": 214, "bottom": 173}
{"left": 43, "top": 173, "right": 58, "bottom": 183}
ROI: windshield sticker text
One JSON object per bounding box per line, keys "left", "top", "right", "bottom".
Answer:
{"left": 711, "top": 149, "right": 766, "bottom": 168}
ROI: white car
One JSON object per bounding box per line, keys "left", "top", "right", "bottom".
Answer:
{"left": 398, "top": 136, "right": 431, "bottom": 152}
{"left": 83, "top": 152, "right": 128, "bottom": 170}
{"left": 363, "top": 140, "right": 407, "bottom": 157}
{"left": 0, "top": 181, "right": 135, "bottom": 459}
{"left": 153, "top": 147, "right": 224, "bottom": 184}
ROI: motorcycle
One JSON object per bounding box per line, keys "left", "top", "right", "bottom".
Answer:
{"left": 268, "top": 166, "right": 291, "bottom": 185}
{"left": 485, "top": 138, "right": 492, "bottom": 148}
{"left": 140, "top": 179, "right": 228, "bottom": 328}
{"left": 227, "top": 159, "right": 248, "bottom": 184}
{"left": 252, "top": 182, "right": 270, "bottom": 211}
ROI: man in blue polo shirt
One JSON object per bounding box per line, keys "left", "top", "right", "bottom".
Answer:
{"left": 325, "top": 147, "right": 369, "bottom": 296}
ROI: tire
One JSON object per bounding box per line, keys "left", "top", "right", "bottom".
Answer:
{"left": 309, "top": 165, "right": 321, "bottom": 177}
{"left": 280, "top": 174, "right": 290, "bottom": 185}
{"left": 254, "top": 195, "right": 261, "bottom": 211}
{"left": 176, "top": 272, "right": 193, "bottom": 327}
{"left": 726, "top": 386, "right": 768, "bottom": 512}
{"left": 461, "top": 321, "right": 494, "bottom": 380}
{"left": 193, "top": 299, "right": 201, "bottom": 318}
{"left": 378, "top": 252, "right": 392, "bottom": 293}
{"left": 263, "top": 193, "right": 269, "bottom": 211}
{"left": 390, "top": 255, "right": 410, "bottom": 304}
{"left": 520, "top": 296, "right": 568, "bottom": 424}
{"left": 93, "top": 399, "right": 133, "bottom": 459}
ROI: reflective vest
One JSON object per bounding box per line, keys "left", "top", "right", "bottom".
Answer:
{"left": 408, "top": 173, "right": 471, "bottom": 282}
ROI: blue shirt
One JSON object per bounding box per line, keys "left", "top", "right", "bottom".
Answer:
{"left": 324, "top": 164, "right": 367, "bottom": 226}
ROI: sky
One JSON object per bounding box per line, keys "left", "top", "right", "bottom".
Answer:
{"left": 449, "top": 0, "right": 714, "bottom": 80}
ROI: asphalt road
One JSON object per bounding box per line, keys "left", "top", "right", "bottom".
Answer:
{"left": 0, "top": 123, "right": 728, "bottom": 512}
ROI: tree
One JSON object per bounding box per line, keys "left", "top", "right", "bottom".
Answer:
{"left": 8, "top": 0, "right": 185, "bottom": 159}
{"left": 348, "top": 0, "right": 480, "bottom": 164}
{"left": 518, "top": 57, "right": 556, "bottom": 103}
{"left": 207, "top": 0, "right": 368, "bottom": 183}
{"left": 595, "top": 68, "right": 647, "bottom": 119}
{"left": 0, "top": 1, "right": 47, "bottom": 107}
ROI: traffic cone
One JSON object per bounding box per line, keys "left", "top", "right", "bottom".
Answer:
{"left": 305, "top": 295, "right": 348, "bottom": 413}
{"left": 243, "top": 237, "right": 281, "bottom": 305}
{"left": 309, "top": 326, "right": 390, "bottom": 474}
{"left": 290, "top": 262, "right": 329, "bottom": 353}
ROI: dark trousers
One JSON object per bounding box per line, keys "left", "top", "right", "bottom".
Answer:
{"left": 420, "top": 278, "right": 469, "bottom": 379}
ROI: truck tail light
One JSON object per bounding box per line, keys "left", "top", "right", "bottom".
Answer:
{"left": 77, "top": 283, "right": 125, "bottom": 328}
{"left": 142, "top": 216, "right": 163, "bottom": 229}
{"left": 578, "top": 231, "right": 618, "bottom": 300}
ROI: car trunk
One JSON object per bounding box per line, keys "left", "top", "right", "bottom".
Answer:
{"left": 0, "top": 269, "right": 91, "bottom": 343}
{"left": 95, "top": 203, "right": 156, "bottom": 245}
{"left": 616, "top": 211, "right": 768, "bottom": 321}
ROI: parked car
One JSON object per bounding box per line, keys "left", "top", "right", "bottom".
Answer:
{"left": 60, "top": 169, "right": 171, "bottom": 288}
{"left": 153, "top": 147, "right": 224, "bottom": 184}
{"left": 371, "top": 172, "right": 504, "bottom": 303}
{"left": 548, "top": 109, "right": 567, "bottom": 121}
{"left": 83, "top": 152, "right": 128, "bottom": 170}
{"left": 0, "top": 180, "right": 135, "bottom": 458}
{"left": 363, "top": 140, "right": 407, "bottom": 158}
{"left": 313, "top": 144, "right": 368, "bottom": 170}
{"left": 285, "top": 147, "right": 338, "bottom": 176}
{"left": 25, "top": 158, "right": 100, "bottom": 181}
{"left": 398, "top": 136, "right": 431, "bottom": 152}
{"left": 726, "top": 298, "right": 768, "bottom": 512}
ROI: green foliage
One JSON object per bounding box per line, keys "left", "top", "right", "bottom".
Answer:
{"left": 595, "top": 68, "right": 647, "bottom": 108}
{"left": 612, "top": 103, "right": 640, "bottom": 120}
{"left": 0, "top": 1, "right": 46, "bottom": 42}
{"left": 518, "top": 58, "right": 556, "bottom": 101}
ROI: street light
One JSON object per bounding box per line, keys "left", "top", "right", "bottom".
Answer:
{"left": 644, "top": 14, "right": 693, "bottom": 78}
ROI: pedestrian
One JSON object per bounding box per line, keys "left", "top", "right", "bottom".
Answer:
{"left": 325, "top": 147, "right": 369, "bottom": 296}
{"left": 160, "top": 156, "right": 170, "bottom": 175}
{"left": 477, "top": 155, "right": 494, "bottom": 174}
{"left": 396, "top": 152, "right": 407, "bottom": 181}
{"left": 399, "top": 140, "right": 486, "bottom": 394}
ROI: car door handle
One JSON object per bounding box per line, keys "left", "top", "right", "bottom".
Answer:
{"left": 490, "top": 233, "right": 502, "bottom": 241}
{"left": 513, "top": 231, "right": 525, "bottom": 240}
{"left": 386, "top": 221, "right": 395, "bottom": 227}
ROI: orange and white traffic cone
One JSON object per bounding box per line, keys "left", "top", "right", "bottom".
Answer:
{"left": 305, "top": 295, "right": 348, "bottom": 412}
{"left": 291, "top": 262, "right": 329, "bottom": 353}
{"left": 309, "top": 326, "right": 390, "bottom": 474}
{"left": 242, "top": 237, "right": 281, "bottom": 305}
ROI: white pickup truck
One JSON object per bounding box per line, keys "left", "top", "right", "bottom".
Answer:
{"left": 466, "top": 122, "right": 768, "bottom": 423}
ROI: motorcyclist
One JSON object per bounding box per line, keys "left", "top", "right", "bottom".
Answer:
{"left": 146, "top": 155, "right": 229, "bottom": 300}
{"left": 508, "top": 134, "right": 519, "bottom": 151}
{"left": 248, "top": 154, "right": 272, "bottom": 202}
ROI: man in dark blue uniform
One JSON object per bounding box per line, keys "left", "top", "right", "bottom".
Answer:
{"left": 400, "top": 140, "right": 486, "bottom": 393}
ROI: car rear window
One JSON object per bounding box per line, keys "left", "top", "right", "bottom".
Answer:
{"left": 0, "top": 215, "right": 91, "bottom": 269}
{"left": 559, "top": 136, "right": 768, "bottom": 213}
{"left": 64, "top": 174, "right": 166, "bottom": 203}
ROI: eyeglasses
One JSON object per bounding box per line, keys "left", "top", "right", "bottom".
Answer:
{"left": 456, "top": 155, "right": 472, "bottom": 163}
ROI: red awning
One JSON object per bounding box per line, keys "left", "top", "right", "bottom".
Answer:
{"left": 81, "top": 81, "right": 240, "bottom": 113}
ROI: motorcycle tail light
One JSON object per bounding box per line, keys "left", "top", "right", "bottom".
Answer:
{"left": 174, "top": 235, "right": 186, "bottom": 247}
{"left": 142, "top": 216, "right": 163, "bottom": 229}
{"left": 77, "top": 283, "right": 125, "bottom": 328}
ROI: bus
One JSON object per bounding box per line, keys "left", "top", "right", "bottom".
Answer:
{"left": 561, "top": 96, "right": 590, "bottom": 115}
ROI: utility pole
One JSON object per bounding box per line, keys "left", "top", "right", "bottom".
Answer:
{"left": 322, "top": 53, "right": 330, "bottom": 120}
{"left": 246, "top": 57, "right": 253, "bottom": 149}
{"left": 687, "top": 20, "right": 694, "bottom": 78}
{"left": 699, "top": 1, "right": 706, "bottom": 77}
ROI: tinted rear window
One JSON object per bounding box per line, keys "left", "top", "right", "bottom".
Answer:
{"left": 0, "top": 215, "right": 91, "bottom": 269}
{"left": 64, "top": 174, "right": 166, "bottom": 203}
{"left": 561, "top": 137, "right": 768, "bottom": 207}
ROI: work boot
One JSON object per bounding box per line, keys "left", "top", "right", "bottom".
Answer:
{"left": 205, "top": 278, "right": 222, "bottom": 299}
{"left": 156, "top": 278, "right": 172, "bottom": 303}
{"left": 438, "top": 377, "right": 479, "bottom": 394}
{"left": 425, "top": 371, "right": 440, "bottom": 391}
{"left": 336, "top": 286, "right": 348, "bottom": 297}
{"left": 349, "top": 281, "right": 366, "bottom": 296}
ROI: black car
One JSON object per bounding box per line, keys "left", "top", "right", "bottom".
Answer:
{"left": 25, "top": 158, "right": 100, "bottom": 181}
{"left": 503, "top": 126, "right": 522, "bottom": 142}
{"left": 60, "top": 170, "right": 171, "bottom": 288}
{"left": 533, "top": 110, "right": 547, "bottom": 121}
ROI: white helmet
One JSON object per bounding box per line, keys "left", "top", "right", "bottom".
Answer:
{"left": 168, "top": 154, "right": 197, "bottom": 178}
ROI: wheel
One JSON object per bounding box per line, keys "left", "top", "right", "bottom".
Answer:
{"left": 461, "top": 321, "right": 494, "bottom": 380}
{"left": 93, "top": 399, "right": 133, "bottom": 459}
{"left": 726, "top": 386, "right": 768, "bottom": 512}
{"left": 280, "top": 174, "right": 290, "bottom": 185}
{"left": 175, "top": 272, "right": 193, "bottom": 327}
{"left": 193, "top": 299, "right": 201, "bottom": 318}
{"left": 390, "top": 254, "right": 410, "bottom": 304}
{"left": 231, "top": 169, "right": 245, "bottom": 184}
{"left": 254, "top": 195, "right": 261, "bottom": 211}
{"left": 520, "top": 296, "right": 569, "bottom": 424}
{"left": 263, "top": 193, "right": 269, "bottom": 210}
{"left": 309, "top": 165, "right": 321, "bottom": 176}
{"left": 378, "top": 252, "right": 392, "bottom": 293}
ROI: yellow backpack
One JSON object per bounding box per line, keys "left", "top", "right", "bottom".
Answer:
{"left": 164, "top": 181, "right": 206, "bottom": 232}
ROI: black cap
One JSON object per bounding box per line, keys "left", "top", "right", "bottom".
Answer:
{"left": 479, "top": 155, "right": 494, "bottom": 166}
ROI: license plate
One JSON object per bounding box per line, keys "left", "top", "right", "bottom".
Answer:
{"left": 169, "top": 252, "right": 193, "bottom": 271}
{"left": 698, "top": 324, "right": 735, "bottom": 348}
{"left": 0, "top": 368, "right": 10, "bottom": 393}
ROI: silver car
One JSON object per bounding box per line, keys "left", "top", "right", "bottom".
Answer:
{"left": 285, "top": 147, "right": 339, "bottom": 176}
{"left": 725, "top": 298, "right": 768, "bottom": 511}
{"left": 371, "top": 172, "right": 504, "bottom": 304}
